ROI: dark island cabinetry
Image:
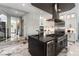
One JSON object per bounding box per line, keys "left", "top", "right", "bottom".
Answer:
{"left": 28, "top": 35, "right": 67, "bottom": 56}
{"left": 28, "top": 36, "right": 46, "bottom": 56}
{"left": 28, "top": 36, "right": 55, "bottom": 56}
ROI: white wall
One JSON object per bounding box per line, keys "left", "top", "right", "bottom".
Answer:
{"left": 44, "top": 21, "right": 55, "bottom": 35}
{"left": 7, "top": 15, "right": 11, "bottom": 37}
{"left": 39, "top": 16, "right": 54, "bottom": 35}
{"left": 23, "top": 11, "right": 52, "bottom": 38}
{"left": 23, "top": 13, "right": 40, "bottom": 37}
{"left": 59, "top": 3, "right": 79, "bottom": 41}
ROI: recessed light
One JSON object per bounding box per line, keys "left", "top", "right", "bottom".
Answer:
{"left": 40, "top": 16, "right": 43, "bottom": 19}
{"left": 58, "top": 9, "right": 61, "bottom": 11}
{"left": 71, "top": 14, "right": 75, "bottom": 18}
{"left": 22, "top": 3, "right": 26, "bottom": 7}
{"left": 44, "top": 18, "right": 46, "bottom": 20}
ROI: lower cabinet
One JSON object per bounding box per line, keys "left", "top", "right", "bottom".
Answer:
{"left": 55, "top": 35, "right": 67, "bottom": 55}
{"left": 28, "top": 37, "right": 46, "bottom": 56}
{"left": 28, "top": 35, "right": 67, "bottom": 56}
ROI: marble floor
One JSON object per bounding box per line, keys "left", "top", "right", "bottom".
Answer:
{"left": 58, "top": 42, "right": 79, "bottom": 56}
{"left": 0, "top": 38, "right": 79, "bottom": 56}
{"left": 0, "top": 38, "right": 31, "bottom": 56}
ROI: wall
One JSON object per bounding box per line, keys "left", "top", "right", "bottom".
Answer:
{"left": 43, "top": 21, "right": 54, "bottom": 35}
{"left": 59, "top": 3, "right": 79, "bottom": 41}
{"left": 23, "top": 11, "right": 52, "bottom": 38}
{"left": 7, "top": 15, "right": 11, "bottom": 37}
{"left": 23, "top": 13, "right": 40, "bottom": 38}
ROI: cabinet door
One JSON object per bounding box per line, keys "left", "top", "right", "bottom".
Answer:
{"left": 28, "top": 37, "right": 45, "bottom": 56}
{"left": 47, "top": 41, "right": 55, "bottom": 56}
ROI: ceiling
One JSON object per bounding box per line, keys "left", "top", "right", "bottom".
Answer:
{"left": 0, "top": 3, "right": 52, "bottom": 18}
{"left": 0, "top": 4, "right": 34, "bottom": 17}
{"left": 0, "top": 3, "right": 75, "bottom": 19}
{"left": 0, "top": 6, "right": 27, "bottom": 17}
{"left": 32, "top": 3, "right": 75, "bottom": 14}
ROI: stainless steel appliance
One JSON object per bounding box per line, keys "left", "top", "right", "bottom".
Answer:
{"left": 47, "top": 40, "right": 55, "bottom": 56}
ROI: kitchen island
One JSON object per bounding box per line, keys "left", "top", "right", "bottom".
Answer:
{"left": 28, "top": 34, "right": 67, "bottom": 56}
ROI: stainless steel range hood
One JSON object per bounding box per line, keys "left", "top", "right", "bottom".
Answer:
{"left": 52, "top": 4, "right": 59, "bottom": 20}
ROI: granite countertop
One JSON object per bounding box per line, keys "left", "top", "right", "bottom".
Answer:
{"left": 29, "top": 34, "right": 55, "bottom": 43}
{"left": 29, "top": 34, "right": 67, "bottom": 43}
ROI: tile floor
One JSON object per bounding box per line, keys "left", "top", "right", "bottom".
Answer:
{"left": 0, "top": 39, "right": 31, "bottom": 56}
{"left": 59, "top": 42, "right": 79, "bottom": 56}
{"left": 0, "top": 38, "right": 79, "bottom": 56}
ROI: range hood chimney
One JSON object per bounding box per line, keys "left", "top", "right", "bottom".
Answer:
{"left": 52, "top": 3, "right": 59, "bottom": 20}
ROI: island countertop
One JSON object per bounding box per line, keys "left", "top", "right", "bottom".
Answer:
{"left": 29, "top": 34, "right": 56, "bottom": 43}
{"left": 28, "top": 34, "right": 67, "bottom": 56}
{"left": 28, "top": 34, "right": 67, "bottom": 42}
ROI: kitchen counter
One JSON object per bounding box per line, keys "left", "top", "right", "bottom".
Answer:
{"left": 30, "top": 34, "right": 55, "bottom": 42}
{"left": 28, "top": 34, "right": 67, "bottom": 56}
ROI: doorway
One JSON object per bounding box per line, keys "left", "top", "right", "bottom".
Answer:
{"left": 0, "top": 14, "right": 7, "bottom": 42}
{"left": 11, "top": 17, "right": 23, "bottom": 41}
{"left": 11, "top": 17, "right": 17, "bottom": 41}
